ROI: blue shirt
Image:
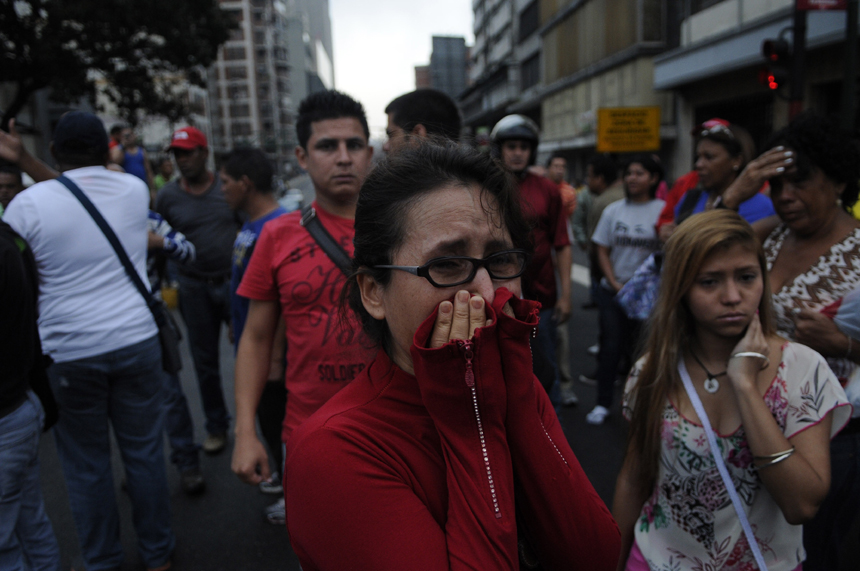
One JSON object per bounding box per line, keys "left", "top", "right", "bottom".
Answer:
{"left": 230, "top": 207, "right": 287, "bottom": 349}
{"left": 674, "top": 190, "right": 775, "bottom": 224}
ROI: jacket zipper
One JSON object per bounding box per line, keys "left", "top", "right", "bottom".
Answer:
{"left": 528, "top": 317, "right": 570, "bottom": 469}
{"left": 458, "top": 339, "right": 502, "bottom": 519}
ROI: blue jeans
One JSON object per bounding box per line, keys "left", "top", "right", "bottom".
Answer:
{"left": 177, "top": 274, "right": 231, "bottom": 436}
{"left": 535, "top": 308, "right": 561, "bottom": 407}
{"left": 48, "top": 335, "right": 174, "bottom": 571}
{"left": 163, "top": 371, "right": 200, "bottom": 472}
{"left": 596, "top": 286, "right": 641, "bottom": 409}
{"left": 0, "top": 391, "right": 60, "bottom": 571}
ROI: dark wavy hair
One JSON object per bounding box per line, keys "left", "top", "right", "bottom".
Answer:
{"left": 764, "top": 112, "right": 860, "bottom": 212}
{"left": 343, "top": 139, "right": 532, "bottom": 354}
{"left": 385, "top": 89, "right": 462, "bottom": 142}
{"left": 624, "top": 154, "right": 664, "bottom": 199}
{"left": 295, "top": 90, "right": 369, "bottom": 150}
{"left": 221, "top": 147, "right": 273, "bottom": 193}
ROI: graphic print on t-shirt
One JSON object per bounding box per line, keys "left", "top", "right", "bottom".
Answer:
{"left": 236, "top": 206, "right": 375, "bottom": 442}
{"left": 613, "top": 220, "right": 661, "bottom": 250}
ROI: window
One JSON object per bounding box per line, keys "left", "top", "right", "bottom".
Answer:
{"left": 521, "top": 54, "right": 540, "bottom": 91}
{"left": 229, "top": 104, "right": 250, "bottom": 118}
{"left": 228, "top": 84, "right": 248, "bottom": 99}
{"left": 225, "top": 66, "right": 247, "bottom": 80}
{"left": 231, "top": 122, "right": 253, "bottom": 136}
{"left": 689, "top": 0, "right": 723, "bottom": 15}
{"left": 224, "top": 46, "right": 247, "bottom": 61}
{"left": 518, "top": 1, "right": 539, "bottom": 43}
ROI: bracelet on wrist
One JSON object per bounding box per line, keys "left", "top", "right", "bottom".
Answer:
{"left": 730, "top": 352, "right": 770, "bottom": 370}
{"left": 754, "top": 447, "right": 795, "bottom": 469}
{"left": 753, "top": 446, "right": 795, "bottom": 461}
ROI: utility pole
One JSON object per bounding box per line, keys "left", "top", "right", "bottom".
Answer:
{"left": 790, "top": 7, "right": 807, "bottom": 120}
{"left": 843, "top": 0, "right": 858, "bottom": 130}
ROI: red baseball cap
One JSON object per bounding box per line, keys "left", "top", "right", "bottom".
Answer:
{"left": 168, "top": 126, "right": 208, "bottom": 150}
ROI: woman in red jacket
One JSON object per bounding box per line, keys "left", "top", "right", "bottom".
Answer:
{"left": 284, "top": 141, "right": 620, "bottom": 570}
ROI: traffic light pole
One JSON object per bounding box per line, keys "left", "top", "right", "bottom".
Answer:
{"left": 843, "top": 0, "right": 858, "bottom": 130}
{"left": 790, "top": 8, "right": 807, "bottom": 120}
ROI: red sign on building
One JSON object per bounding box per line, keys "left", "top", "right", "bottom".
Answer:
{"left": 796, "top": 0, "right": 847, "bottom": 10}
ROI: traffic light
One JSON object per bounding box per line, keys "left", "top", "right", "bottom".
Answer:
{"left": 759, "top": 38, "right": 791, "bottom": 91}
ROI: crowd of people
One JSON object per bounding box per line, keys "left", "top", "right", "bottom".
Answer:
{"left": 0, "top": 84, "right": 858, "bottom": 571}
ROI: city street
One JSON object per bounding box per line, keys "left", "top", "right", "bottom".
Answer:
{"left": 38, "top": 249, "right": 629, "bottom": 570}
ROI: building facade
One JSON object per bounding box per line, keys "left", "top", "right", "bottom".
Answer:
{"left": 654, "top": 0, "right": 857, "bottom": 179}
{"left": 208, "top": 0, "right": 333, "bottom": 175}
{"left": 430, "top": 36, "right": 469, "bottom": 99}
{"left": 463, "top": 0, "right": 680, "bottom": 177}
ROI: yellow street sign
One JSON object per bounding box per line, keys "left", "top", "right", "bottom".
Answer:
{"left": 596, "top": 107, "right": 661, "bottom": 153}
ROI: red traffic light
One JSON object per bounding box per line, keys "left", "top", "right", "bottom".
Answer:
{"left": 762, "top": 38, "right": 790, "bottom": 62}
{"left": 758, "top": 68, "right": 782, "bottom": 90}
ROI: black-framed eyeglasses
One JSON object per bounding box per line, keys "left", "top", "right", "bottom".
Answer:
{"left": 374, "top": 249, "right": 530, "bottom": 288}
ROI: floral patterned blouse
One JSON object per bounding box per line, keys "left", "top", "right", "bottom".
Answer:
{"left": 623, "top": 343, "right": 850, "bottom": 571}
{"left": 763, "top": 224, "right": 860, "bottom": 384}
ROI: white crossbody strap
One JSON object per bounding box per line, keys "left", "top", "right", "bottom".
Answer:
{"left": 678, "top": 358, "right": 769, "bottom": 570}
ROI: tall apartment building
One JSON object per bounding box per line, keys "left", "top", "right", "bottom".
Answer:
{"left": 654, "top": 0, "right": 857, "bottom": 179}
{"left": 209, "top": 0, "right": 333, "bottom": 174}
{"left": 464, "top": 0, "right": 678, "bottom": 176}
{"left": 533, "top": 0, "right": 677, "bottom": 174}
{"left": 430, "top": 36, "right": 469, "bottom": 99}
{"left": 461, "top": 0, "right": 527, "bottom": 132}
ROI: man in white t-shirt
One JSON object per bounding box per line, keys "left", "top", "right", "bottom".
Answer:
{"left": 3, "top": 112, "right": 174, "bottom": 571}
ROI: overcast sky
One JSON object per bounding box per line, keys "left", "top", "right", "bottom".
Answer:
{"left": 329, "top": 0, "right": 475, "bottom": 140}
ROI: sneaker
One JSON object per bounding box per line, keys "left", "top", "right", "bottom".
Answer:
{"left": 202, "top": 432, "right": 227, "bottom": 455}
{"left": 578, "top": 373, "right": 597, "bottom": 386}
{"left": 587, "top": 343, "right": 600, "bottom": 356}
{"left": 559, "top": 382, "right": 579, "bottom": 406}
{"left": 586, "top": 405, "right": 609, "bottom": 425}
{"left": 259, "top": 473, "right": 282, "bottom": 495}
{"left": 265, "top": 497, "right": 286, "bottom": 525}
{"left": 180, "top": 467, "right": 205, "bottom": 495}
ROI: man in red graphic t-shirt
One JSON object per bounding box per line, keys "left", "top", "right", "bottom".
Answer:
{"left": 490, "top": 115, "right": 574, "bottom": 407}
{"left": 231, "top": 90, "right": 375, "bottom": 524}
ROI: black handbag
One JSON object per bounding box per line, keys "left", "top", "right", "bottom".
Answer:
{"left": 56, "top": 175, "right": 182, "bottom": 373}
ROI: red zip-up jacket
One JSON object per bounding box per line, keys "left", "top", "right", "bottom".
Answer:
{"left": 284, "top": 290, "right": 620, "bottom": 570}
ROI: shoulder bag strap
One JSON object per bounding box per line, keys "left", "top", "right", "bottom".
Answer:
{"left": 300, "top": 205, "right": 352, "bottom": 277}
{"left": 675, "top": 187, "right": 704, "bottom": 225}
{"left": 678, "top": 358, "right": 769, "bottom": 570}
{"left": 55, "top": 175, "right": 164, "bottom": 326}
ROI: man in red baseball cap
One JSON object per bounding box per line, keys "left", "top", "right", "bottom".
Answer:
{"left": 156, "top": 126, "right": 240, "bottom": 457}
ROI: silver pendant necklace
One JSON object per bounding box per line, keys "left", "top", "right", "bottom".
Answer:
{"left": 690, "top": 350, "right": 726, "bottom": 394}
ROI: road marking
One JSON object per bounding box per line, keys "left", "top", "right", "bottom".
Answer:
{"left": 572, "top": 263, "right": 589, "bottom": 287}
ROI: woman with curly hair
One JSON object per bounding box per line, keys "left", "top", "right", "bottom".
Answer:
{"left": 718, "top": 112, "right": 860, "bottom": 570}
{"left": 612, "top": 210, "right": 850, "bottom": 571}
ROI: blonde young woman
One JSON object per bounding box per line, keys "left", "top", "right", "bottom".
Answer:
{"left": 613, "top": 210, "right": 851, "bottom": 571}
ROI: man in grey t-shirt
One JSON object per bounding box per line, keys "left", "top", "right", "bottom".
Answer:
{"left": 156, "top": 127, "right": 239, "bottom": 454}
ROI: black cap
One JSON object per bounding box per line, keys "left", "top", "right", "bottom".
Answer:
{"left": 52, "top": 111, "right": 109, "bottom": 156}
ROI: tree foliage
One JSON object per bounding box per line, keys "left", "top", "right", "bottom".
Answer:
{"left": 0, "top": 0, "right": 235, "bottom": 127}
